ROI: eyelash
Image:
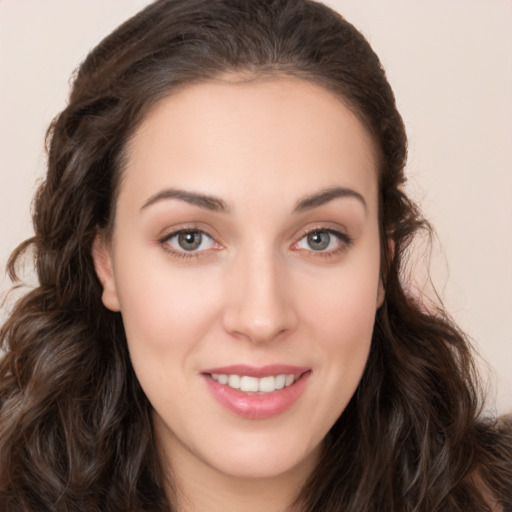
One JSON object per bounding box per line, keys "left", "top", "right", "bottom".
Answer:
{"left": 292, "top": 227, "right": 354, "bottom": 258}
{"left": 158, "top": 226, "right": 353, "bottom": 260}
{"left": 159, "top": 228, "right": 219, "bottom": 260}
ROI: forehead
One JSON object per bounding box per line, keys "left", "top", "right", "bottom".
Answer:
{"left": 120, "top": 77, "right": 379, "bottom": 213}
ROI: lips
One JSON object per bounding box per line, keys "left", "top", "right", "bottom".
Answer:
{"left": 210, "top": 373, "right": 297, "bottom": 393}
{"left": 202, "top": 365, "right": 311, "bottom": 419}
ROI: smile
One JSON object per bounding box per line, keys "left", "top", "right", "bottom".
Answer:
{"left": 202, "top": 365, "right": 311, "bottom": 419}
{"left": 210, "top": 373, "right": 297, "bottom": 393}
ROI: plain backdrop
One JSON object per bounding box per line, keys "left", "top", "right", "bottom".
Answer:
{"left": 1, "top": 0, "right": 511, "bottom": 413}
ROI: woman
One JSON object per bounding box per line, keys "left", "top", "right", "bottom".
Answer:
{"left": 0, "top": 0, "right": 510, "bottom": 511}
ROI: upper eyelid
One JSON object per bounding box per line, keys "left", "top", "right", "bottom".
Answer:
{"left": 296, "top": 228, "right": 350, "bottom": 244}
{"left": 160, "top": 228, "right": 215, "bottom": 245}
{"left": 161, "top": 227, "right": 211, "bottom": 239}
{"left": 293, "top": 223, "right": 350, "bottom": 240}
{"left": 300, "top": 227, "right": 346, "bottom": 237}
{"left": 158, "top": 224, "right": 221, "bottom": 244}
{"left": 158, "top": 229, "right": 219, "bottom": 259}
{"left": 292, "top": 226, "right": 354, "bottom": 253}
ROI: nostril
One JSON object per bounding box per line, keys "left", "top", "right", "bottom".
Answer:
{"left": 222, "top": 310, "right": 295, "bottom": 344}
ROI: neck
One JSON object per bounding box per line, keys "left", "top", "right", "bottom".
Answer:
{"left": 172, "top": 472, "right": 304, "bottom": 512}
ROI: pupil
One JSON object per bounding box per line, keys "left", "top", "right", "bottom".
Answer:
{"left": 308, "top": 231, "right": 330, "bottom": 250}
{"left": 178, "top": 231, "right": 202, "bottom": 250}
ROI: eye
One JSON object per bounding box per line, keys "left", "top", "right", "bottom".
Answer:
{"left": 161, "top": 229, "right": 217, "bottom": 253}
{"left": 304, "top": 231, "right": 332, "bottom": 251}
{"left": 294, "top": 229, "right": 351, "bottom": 254}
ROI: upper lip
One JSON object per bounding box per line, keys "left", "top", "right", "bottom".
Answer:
{"left": 201, "top": 364, "right": 310, "bottom": 378}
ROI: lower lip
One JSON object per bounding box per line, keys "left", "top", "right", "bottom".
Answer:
{"left": 203, "top": 372, "right": 311, "bottom": 419}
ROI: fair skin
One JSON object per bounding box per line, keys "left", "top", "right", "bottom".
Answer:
{"left": 94, "top": 76, "right": 384, "bottom": 512}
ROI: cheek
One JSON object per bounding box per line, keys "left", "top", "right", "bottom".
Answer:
{"left": 114, "top": 264, "right": 227, "bottom": 418}
{"left": 286, "top": 265, "right": 378, "bottom": 441}
{"left": 112, "top": 254, "right": 223, "bottom": 366}
{"left": 302, "top": 256, "right": 380, "bottom": 340}
{"left": 298, "top": 253, "right": 380, "bottom": 389}
{"left": 308, "top": 281, "right": 376, "bottom": 375}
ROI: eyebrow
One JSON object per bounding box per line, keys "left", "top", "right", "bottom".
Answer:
{"left": 140, "top": 185, "right": 366, "bottom": 214}
{"left": 294, "top": 186, "right": 367, "bottom": 213}
{"left": 140, "top": 188, "right": 230, "bottom": 212}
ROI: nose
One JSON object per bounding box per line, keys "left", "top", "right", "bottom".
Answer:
{"left": 222, "top": 248, "right": 298, "bottom": 344}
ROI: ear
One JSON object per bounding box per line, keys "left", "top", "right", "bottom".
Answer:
{"left": 377, "top": 238, "right": 395, "bottom": 308}
{"left": 92, "top": 235, "right": 121, "bottom": 312}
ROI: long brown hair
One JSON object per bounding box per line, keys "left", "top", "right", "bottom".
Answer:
{"left": 1, "top": 1, "right": 510, "bottom": 511}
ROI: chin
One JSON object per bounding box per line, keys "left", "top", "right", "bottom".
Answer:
{"left": 204, "top": 433, "right": 323, "bottom": 481}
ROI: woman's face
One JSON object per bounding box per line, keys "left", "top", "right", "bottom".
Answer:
{"left": 94, "top": 77, "right": 383, "bottom": 485}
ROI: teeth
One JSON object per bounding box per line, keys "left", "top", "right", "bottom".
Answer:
{"left": 258, "top": 376, "right": 275, "bottom": 393}
{"left": 285, "top": 374, "right": 295, "bottom": 386}
{"left": 240, "top": 376, "right": 259, "bottom": 392}
{"left": 275, "top": 374, "right": 286, "bottom": 390}
{"left": 211, "top": 373, "right": 297, "bottom": 393}
{"left": 228, "top": 374, "right": 240, "bottom": 389}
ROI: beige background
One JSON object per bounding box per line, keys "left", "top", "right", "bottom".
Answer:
{"left": 1, "top": 0, "right": 511, "bottom": 413}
